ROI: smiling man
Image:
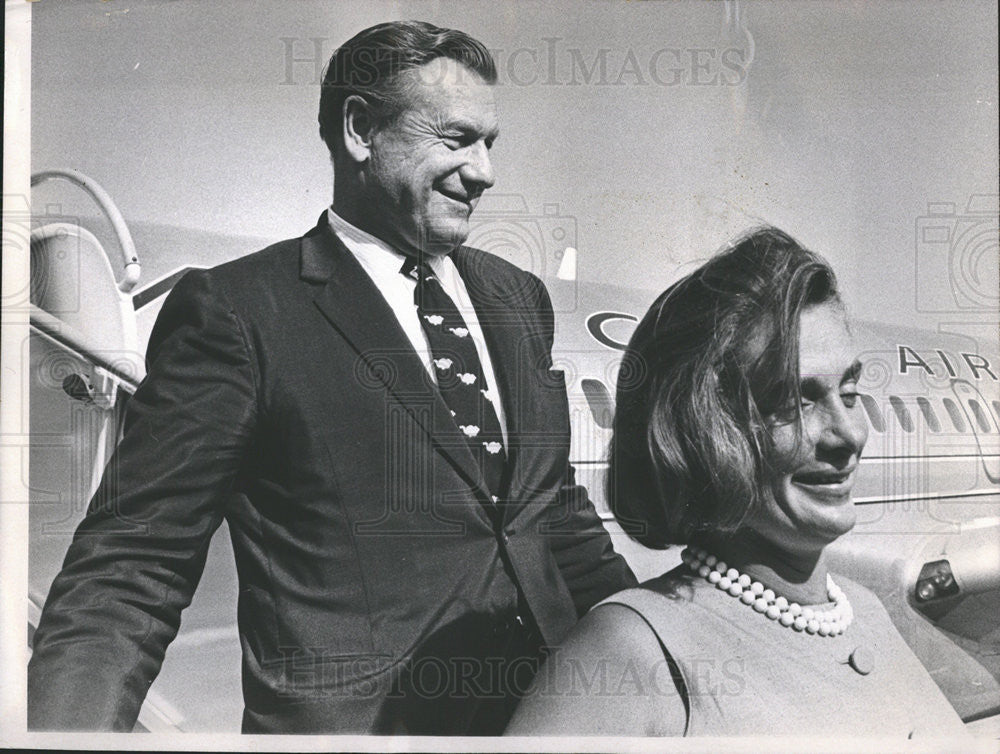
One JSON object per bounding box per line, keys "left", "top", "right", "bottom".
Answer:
{"left": 27, "top": 20, "right": 635, "bottom": 735}
{"left": 331, "top": 54, "right": 500, "bottom": 256}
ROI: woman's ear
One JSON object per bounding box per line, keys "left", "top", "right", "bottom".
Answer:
{"left": 342, "top": 94, "right": 375, "bottom": 164}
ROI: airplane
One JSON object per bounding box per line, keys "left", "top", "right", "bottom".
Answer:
{"left": 25, "top": 171, "right": 1000, "bottom": 734}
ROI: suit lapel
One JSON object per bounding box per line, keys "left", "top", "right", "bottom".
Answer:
{"left": 453, "top": 249, "right": 569, "bottom": 521}
{"left": 301, "top": 220, "right": 493, "bottom": 512}
{"left": 451, "top": 248, "right": 523, "bottom": 441}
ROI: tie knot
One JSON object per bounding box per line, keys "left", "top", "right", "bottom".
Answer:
{"left": 400, "top": 257, "right": 435, "bottom": 284}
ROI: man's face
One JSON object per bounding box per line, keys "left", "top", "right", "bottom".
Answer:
{"left": 362, "top": 57, "right": 499, "bottom": 256}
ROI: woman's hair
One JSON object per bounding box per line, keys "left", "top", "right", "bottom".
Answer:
{"left": 607, "top": 226, "right": 841, "bottom": 548}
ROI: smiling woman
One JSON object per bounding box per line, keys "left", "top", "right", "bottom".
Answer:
{"left": 504, "top": 227, "right": 969, "bottom": 739}
{"left": 751, "top": 303, "right": 867, "bottom": 558}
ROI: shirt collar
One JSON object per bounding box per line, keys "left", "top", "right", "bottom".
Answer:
{"left": 327, "top": 208, "right": 449, "bottom": 278}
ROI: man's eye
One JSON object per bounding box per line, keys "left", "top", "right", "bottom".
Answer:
{"left": 443, "top": 133, "right": 473, "bottom": 149}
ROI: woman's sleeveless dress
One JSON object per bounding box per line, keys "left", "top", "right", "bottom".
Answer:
{"left": 598, "top": 572, "right": 968, "bottom": 737}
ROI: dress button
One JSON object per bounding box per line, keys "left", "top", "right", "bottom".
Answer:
{"left": 849, "top": 646, "right": 875, "bottom": 675}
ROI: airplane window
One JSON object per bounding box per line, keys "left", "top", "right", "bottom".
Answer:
{"left": 888, "top": 396, "right": 913, "bottom": 433}
{"left": 580, "top": 378, "right": 615, "bottom": 430}
{"left": 967, "top": 400, "right": 993, "bottom": 433}
{"left": 916, "top": 397, "right": 941, "bottom": 432}
{"left": 860, "top": 394, "right": 884, "bottom": 433}
{"left": 942, "top": 397, "right": 967, "bottom": 433}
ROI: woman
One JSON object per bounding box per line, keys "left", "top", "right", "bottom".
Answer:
{"left": 506, "top": 227, "right": 967, "bottom": 737}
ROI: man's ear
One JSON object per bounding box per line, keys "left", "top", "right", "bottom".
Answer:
{"left": 342, "top": 94, "right": 375, "bottom": 164}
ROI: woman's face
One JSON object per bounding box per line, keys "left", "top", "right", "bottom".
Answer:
{"left": 749, "top": 302, "right": 869, "bottom": 556}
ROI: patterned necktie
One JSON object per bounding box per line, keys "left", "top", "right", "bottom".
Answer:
{"left": 402, "top": 258, "right": 507, "bottom": 501}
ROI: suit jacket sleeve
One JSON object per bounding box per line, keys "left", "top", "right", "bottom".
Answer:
{"left": 529, "top": 277, "right": 638, "bottom": 615}
{"left": 28, "top": 269, "right": 258, "bottom": 730}
{"left": 545, "top": 465, "right": 637, "bottom": 616}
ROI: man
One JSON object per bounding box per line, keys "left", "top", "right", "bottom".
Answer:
{"left": 28, "top": 20, "right": 636, "bottom": 735}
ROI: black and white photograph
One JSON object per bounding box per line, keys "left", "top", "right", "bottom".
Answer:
{"left": 2, "top": 0, "right": 998, "bottom": 750}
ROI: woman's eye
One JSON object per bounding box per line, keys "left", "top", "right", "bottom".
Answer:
{"left": 770, "top": 402, "right": 806, "bottom": 424}
{"left": 840, "top": 381, "right": 860, "bottom": 408}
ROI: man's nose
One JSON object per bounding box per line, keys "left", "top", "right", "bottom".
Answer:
{"left": 462, "top": 142, "right": 496, "bottom": 189}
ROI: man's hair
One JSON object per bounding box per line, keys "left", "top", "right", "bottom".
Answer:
{"left": 318, "top": 20, "right": 498, "bottom": 157}
{"left": 607, "top": 226, "right": 842, "bottom": 548}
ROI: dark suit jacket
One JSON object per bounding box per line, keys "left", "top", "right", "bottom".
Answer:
{"left": 28, "top": 217, "right": 636, "bottom": 733}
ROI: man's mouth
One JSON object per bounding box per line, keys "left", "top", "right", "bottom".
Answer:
{"left": 438, "top": 188, "right": 479, "bottom": 210}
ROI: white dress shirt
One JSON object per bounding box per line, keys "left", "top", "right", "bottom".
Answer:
{"left": 327, "top": 209, "right": 508, "bottom": 443}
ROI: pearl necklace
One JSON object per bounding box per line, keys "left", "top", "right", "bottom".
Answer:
{"left": 681, "top": 546, "right": 853, "bottom": 637}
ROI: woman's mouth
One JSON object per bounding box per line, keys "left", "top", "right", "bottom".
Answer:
{"left": 791, "top": 466, "right": 857, "bottom": 497}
